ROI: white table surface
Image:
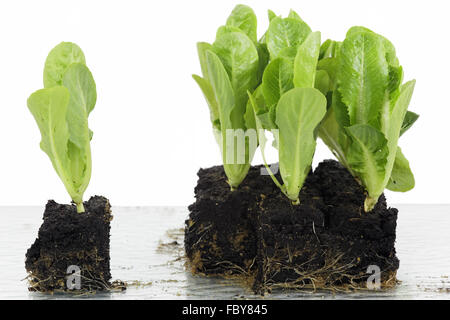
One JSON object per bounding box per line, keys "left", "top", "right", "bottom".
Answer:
{"left": 0, "top": 204, "right": 449, "bottom": 300}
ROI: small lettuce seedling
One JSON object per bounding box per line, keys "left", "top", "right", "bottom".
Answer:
{"left": 193, "top": 5, "right": 269, "bottom": 189}
{"left": 317, "top": 27, "right": 419, "bottom": 211}
{"left": 27, "top": 42, "right": 96, "bottom": 213}
{"left": 249, "top": 10, "right": 327, "bottom": 204}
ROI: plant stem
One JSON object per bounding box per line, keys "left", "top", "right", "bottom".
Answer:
{"left": 76, "top": 202, "right": 85, "bottom": 213}
{"left": 364, "top": 196, "right": 378, "bottom": 213}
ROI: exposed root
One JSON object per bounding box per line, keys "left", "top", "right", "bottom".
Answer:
{"left": 121, "top": 280, "right": 153, "bottom": 288}
{"left": 25, "top": 249, "right": 124, "bottom": 294}
{"left": 259, "top": 252, "right": 398, "bottom": 294}
{"left": 25, "top": 272, "right": 126, "bottom": 295}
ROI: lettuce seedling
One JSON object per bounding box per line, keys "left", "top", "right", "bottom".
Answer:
{"left": 27, "top": 42, "right": 97, "bottom": 213}
{"left": 317, "top": 27, "right": 418, "bottom": 211}
{"left": 249, "top": 10, "right": 327, "bottom": 203}
{"left": 193, "top": 5, "right": 268, "bottom": 190}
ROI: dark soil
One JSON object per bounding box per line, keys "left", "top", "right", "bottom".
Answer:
{"left": 185, "top": 165, "right": 275, "bottom": 277}
{"left": 25, "top": 196, "right": 113, "bottom": 292}
{"left": 185, "top": 160, "right": 399, "bottom": 293}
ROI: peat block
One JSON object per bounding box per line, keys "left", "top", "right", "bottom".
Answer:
{"left": 185, "top": 160, "right": 399, "bottom": 292}
{"left": 25, "top": 196, "right": 112, "bottom": 292}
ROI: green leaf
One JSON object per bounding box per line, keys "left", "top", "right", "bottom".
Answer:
{"left": 43, "top": 42, "right": 86, "bottom": 88}
{"left": 192, "top": 75, "right": 220, "bottom": 129}
{"left": 383, "top": 80, "right": 416, "bottom": 187}
{"left": 256, "top": 42, "right": 270, "bottom": 83}
{"left": 216, "top": 25, "right": 244, "bottom": 39}
{"left": 266, "top": 17, "right": 311, "bottom": 59}
{"left": 388, "top": 65, "right": 403, "bottom": 99}
{"left": 61, "top": 63, "right": 96, "bottom": 196}
{"left": 288, "top": 9, "right": 303, "bottom": 21}
{"left": 30, "top": 43, "right": 96, "bottom": 213}
{"left": 197, "top": 42, "right": 213, "bottom": 81}
{"left": 206, "top": 50, "right": 252, "bottom": 188}
{"left": 249, "top": 86, "right": 276, "bottom": 130}
{"left": 400, "top": 110, "right": 419, "bottom": 136}
{"left": 387, "top": 147, "right": 415, "bottom": 192}
{"left": 318, "top": 105, "right": 350, "bottom": 169}
{"left": 248, "top": 91, "right": 285, "bottom": 191}
{"left": 249, "top": 86, "right": 268, "bottom": 114}
{"left": 261, "top": 57, "right": 294, "bottom": 108}
{"left": 27, "top": 87, "right": 77, "bottom": 199}
{"left": 269, "top": 103, "right": 278, "bottom": 129}
{"left": 389, "top": 81, "right": 416, "bottom": 139}
{"left": 268, "top": 10, "right": 277, "bottom": 22}
{"left": 346, "top": 26, "right": 373, "bottom": 38}
{"left": 332, "top": 90, "right": 350, "bottom": 127}
{"left": 276, "top": 87, "right": 327, "bottom": 202}
{"left": 314, "top": 70, "right": 330, "bottom": 95}
{"left": 346, "top": 26, "right": 399, "bottom": 67}
{"left": 226, "top": 4, "right": 257, "bottom": 43}
{"left": 278, "top": 47, "right": 298, "bottom": 59}
{"left": 251, "top": 87, "right": 276, "bottom": 130}
{"left": 62, "top": 63, "right": 96, "bottom": 149}
{"left": 205, "top": 50, "right": 235, "bottom": 130}
{"left": 244, "top": 98, "right": 256, "bottom": 131}
{"left": 293, "top": 31, "right": 321, "bottom": 88}
{"left": 316, "top": 27, "right": 416, "bottom": 211}
{"left": 317, "top": 57, "right": 339, "bottom": 90}
{"left": 345, "top": 124, "right": 388, "bottom": 202}
{"left": 338, "top": 30, "right": 389, "bottom": 125}
{"left": 213, "top": 31, "right": 259, "bottom": 125}
{"left": 319, "top": 39, "right": 339, "bottom": 59}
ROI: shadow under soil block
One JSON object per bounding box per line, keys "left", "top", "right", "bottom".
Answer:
{"left": 25, "top": 196, "right": 113, "bottom": 292}
{"left": 185, "top": 160, "right": 399, "bottom": 293}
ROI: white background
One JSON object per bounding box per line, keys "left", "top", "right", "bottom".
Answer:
{"left": 0, "top": 0, "right": 448, "bottom": 206}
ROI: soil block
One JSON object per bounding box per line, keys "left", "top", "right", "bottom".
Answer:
{"left": 25, "top": 196, "right": 113, "bottom": 292}
{"left": 185, "top": 160, "right": 399, "bottom": 293}
{"left": 185, "top": 165, "right": 271, "bottom": 278}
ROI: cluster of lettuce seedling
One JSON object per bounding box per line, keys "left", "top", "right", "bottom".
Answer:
{"left": 194, "top": 5, "right": 418, "bottom": 211}
{"left": 28, "top": 42, "right": 97, "bottom": 213}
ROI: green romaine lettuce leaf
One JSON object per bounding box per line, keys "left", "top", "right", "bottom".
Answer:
{"left": 226, "top": 4, "right": 257, "bottom": 43}
{"left": 314, "top": 70, "right": 330, "bottom": 95}
{"left": 276, "top": 88, "right": 327, "bottom": 202}
{"left": 262, "top": 57, "right": 294, "bottom": 108}
{"left": 28, "top": 43, "right": 96, "bottom": 213}
{"left": 345, "top": 124, "right": 389, "bottom": 211}
{"left": 293, "top": 31, "right": 321, "bottom": 88}
{"left": 192, "top": 74, "right": 220, "bottom": 129}
{"left": 400, "top": 111, "right": 419, "bottom": 136}
{"left": 193, "top": 6, "right": 264, "bottom": 190}
{"left": 213, "top": 31, "right": 259, "bottom": 127}
{"left": 387, "top": 147, "right": 415, "bottom": 192}
{"left": 268, "top": 10, "right": 277, "bottom": 22}
{"left": 205, "top": 50, "right": 254, "bottom": 188}
{"left": 44, "top": 42, "right": 86, "bottom": 88}
{"left": 338, "top": 30, "right": 389, "bottom": 125}
{"left": 27, "top": 87, "right": 81, "bottom": 204}
{"left": 318, "top": 28, "right": 418, "bottom": 211}
{"left": 266, "top": 16, "right": 311, "bottom": 59}
{"left": 62, "top": 63, "right": 97, "bottom": 197}
{"left": 197, "top": 42, "right": 214, "bottom": 82}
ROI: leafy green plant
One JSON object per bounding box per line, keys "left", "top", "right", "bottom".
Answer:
{"left": 194, "top": 6, "right": 417, "bottom": 208}
{"left": 27, "top": 42, "right": 97, "bottom": 213}
{"left": 317, "top": 27, "right": 418, "bottom": 211}
{"left": 193, "top": 4, "right": 268, "bottom": 189}
{"left": 249, "top": 10, "right": 327, "bottom": 204}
